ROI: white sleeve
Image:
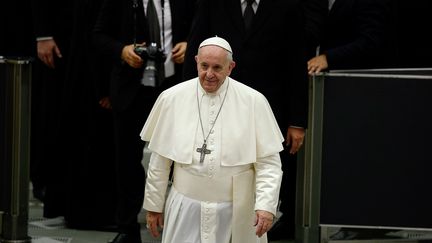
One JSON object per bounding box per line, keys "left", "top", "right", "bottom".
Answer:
{"left": 143, "top": 152, "right": 173, "bottom": 213}
{"left": 254, "top": 153, "right": 283, "bottom": 215}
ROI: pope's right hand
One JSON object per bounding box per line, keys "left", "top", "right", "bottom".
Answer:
{"left": 146, "top": 211, "right": 164, "bottom": 238}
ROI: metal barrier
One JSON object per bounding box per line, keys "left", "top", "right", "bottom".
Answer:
{"left": 0, "top": 57, "right": 32, "bottom": 243}
{"left": 296, "top": 69, "right": 432, "bottom": 243}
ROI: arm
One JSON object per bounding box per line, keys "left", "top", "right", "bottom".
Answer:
{"left": 143, "top": 152, "right": 172, "bottom": 238}
{"left": 31, "top": 0, "right": 63, "bottom": 68}
{"left": 325, "top": 0, "right": 392, "bottom": 69}
{"left": 254, "top": 153, "right": 283, "bottom": 237}
{"left": 302, "top": 0, "right": 329, "bottom": 59}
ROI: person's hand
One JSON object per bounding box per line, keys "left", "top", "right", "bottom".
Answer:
{"left": 121, "top": 43, "right": 145, "bottom": 68}
{"left": 307, "top": 54, "right": 328, "bottom": 75}
{"left": 37, "top": 39, "right": 62, "bottom": 68}
{"left": 286, "top": 126, "right": 305, "bottom": 154}
{"left": 98, "top": 97, "right": 112, "bottom": 110}
{"left": 146, "top": 211, "right": 164, "bottom": 238}
{"left": 254, "top": 210, "right": 274, "bottom": 237}
{"left": 171, "top": 41, "right": 187, "bottom": 64}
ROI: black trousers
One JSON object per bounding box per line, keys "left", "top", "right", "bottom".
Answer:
{"left": 112, "top": 86, "right": 157, "bottom": 236}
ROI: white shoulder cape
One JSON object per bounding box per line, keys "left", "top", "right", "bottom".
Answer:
{"left": 140, "top": 77, "right": 284, "bottom": 166}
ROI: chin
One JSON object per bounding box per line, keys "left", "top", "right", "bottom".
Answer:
{"left": 203, "top": 85, "right": 217, "bottom": 93}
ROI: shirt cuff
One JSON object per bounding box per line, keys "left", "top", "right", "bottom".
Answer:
{"left": 36, "top": 37, "right": 54, "bottom": 41}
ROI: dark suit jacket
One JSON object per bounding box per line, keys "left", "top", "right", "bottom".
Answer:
{"left": 183, "top": 0, "right": 309, "bottom": 132}
{"left": 32, "top": 0, "right": 74, "bottom": 57}
{"left": 321, "top": 0, "right": 398, "bottom": 70}
{"left": 302, "top": 0, "right": 328, "bottom": 59}
{"left": 93, "top": 0, "right": 195, "bottom": 111}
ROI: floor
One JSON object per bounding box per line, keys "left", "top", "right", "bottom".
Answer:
{"left": 27, "top": 195, "right": 294, "bottom": 243}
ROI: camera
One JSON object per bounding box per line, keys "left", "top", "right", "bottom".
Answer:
{"left": 134, "top": 43, "right": 166, "bottom": 87}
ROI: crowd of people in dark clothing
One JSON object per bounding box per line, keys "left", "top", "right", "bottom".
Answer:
{"left": 1, "top": 0, "right": 432, "bottom": 242}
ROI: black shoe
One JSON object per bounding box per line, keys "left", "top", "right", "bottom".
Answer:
{"left": 32, "top": 185, "right": 46, "bottom": 202}
{"left": 109, "top": 233, "right": 142, "bottom": 243}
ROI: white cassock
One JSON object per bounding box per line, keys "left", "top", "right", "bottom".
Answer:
{"left": 140, "top": 77, "right": 284, "bottom": 243}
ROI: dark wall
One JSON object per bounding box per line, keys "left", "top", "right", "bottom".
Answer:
{"left": 0, "top": 0, "right": 35, "bottom": 57}
{"left": 394, "top": 0, "right": 432, "bottom": 68}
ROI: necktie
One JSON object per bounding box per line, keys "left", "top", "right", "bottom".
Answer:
{"left": 147, "top": 0, "right": 161, "bottom": 46}
{"left": 243, "top": 0, "right": 255, "bottom": 30}
{"left": 143, "top": 0, "right": 165, "bottom": 86}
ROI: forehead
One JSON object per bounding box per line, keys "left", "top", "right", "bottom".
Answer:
{"left": 199, "top": 45, "right": 226, "bottom": 56}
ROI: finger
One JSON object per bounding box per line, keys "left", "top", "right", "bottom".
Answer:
{"left": 255, "top": 217, "right": 267, "bottom": 235}
{"left": 54, "top": 46, "right": 63, "bottom": 58}
{"left": 46, "top": 55, "right": 55, "bottom": 68}
{"left": 289, "top": 143, "right": 299, "bottom": 154}
{"left": 147, "top": 222, "right": 159, "bottom": 238}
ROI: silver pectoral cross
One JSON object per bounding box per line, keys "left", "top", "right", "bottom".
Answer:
{"left": 196, "top": 143, "right": 211, "bottom": 163}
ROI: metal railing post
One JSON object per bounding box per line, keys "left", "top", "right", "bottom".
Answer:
{"left": 0, "top": 56, "right": 32, "bottom": 243}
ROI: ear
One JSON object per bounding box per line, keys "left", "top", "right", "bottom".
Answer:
{"left": 229, "top": 61, "right": 236, "bottom": 71}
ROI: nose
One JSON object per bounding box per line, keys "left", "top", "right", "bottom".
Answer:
{"left": 205, "top": 69, "right": 215, "bottom": 79}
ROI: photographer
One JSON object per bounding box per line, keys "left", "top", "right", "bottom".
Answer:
{"left": 92, "top": 0, "right": 195, "bottom": 242}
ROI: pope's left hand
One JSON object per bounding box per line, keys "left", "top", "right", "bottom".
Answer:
{"left": 254, "top": 210, "right": 274, "bottom": 237}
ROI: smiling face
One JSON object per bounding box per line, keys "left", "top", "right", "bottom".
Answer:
{"left": 195, "top": 45, "right": 236, "bottom": 93}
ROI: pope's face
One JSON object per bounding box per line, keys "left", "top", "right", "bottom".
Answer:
{"left": 195, "top": 45, "right": 235, "bottom": 93}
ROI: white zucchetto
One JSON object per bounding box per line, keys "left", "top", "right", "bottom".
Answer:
{"left": 199, "top": 36, "right": 233, "bottom": 53}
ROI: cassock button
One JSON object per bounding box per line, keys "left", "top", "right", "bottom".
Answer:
{"left": 210, "top": 130, "right": 214, "bottom": 134}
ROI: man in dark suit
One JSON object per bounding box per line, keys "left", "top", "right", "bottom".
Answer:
{"left": 182, "top": 0, "right": 309, "bottom": 240}
{"left": 31, "top": 0, "right": 74, "bottom": 218}
{"left": 58, "top": 0, "right": 118, "bottom": 230}
{"left": 307, "top": 0, "right": 398, "bottom": 74}
{"left": 93, "top": 0, "right": 195, "bottom": 242}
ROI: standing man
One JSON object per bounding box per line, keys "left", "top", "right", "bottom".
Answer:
{"left": 182, "top": 0, "right": 309, "bottom": 240}
{"left": 142, "top": 36, "right": 284, "bottom": 243}
{"left": 307, "top": 0, "right": 398, "bottom": 74}
{"left": 31, "top": 0, "right": 74, "bottom": 217}
{"left": 92, "top": 0, "right": 195, "bottom": 242}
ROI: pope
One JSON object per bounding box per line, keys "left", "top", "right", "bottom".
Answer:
{"left": 140, "top": 36, "right": 284, "bottom": 243}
